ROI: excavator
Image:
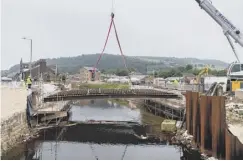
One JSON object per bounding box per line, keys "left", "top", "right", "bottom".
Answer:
{"left": 195, "top": 0, "right": 243, "bottom": 94}
{"left": 196, "top": 65, "right": 209, "bottom": 84}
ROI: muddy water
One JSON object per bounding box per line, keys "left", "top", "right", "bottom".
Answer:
{"left": 3, "top": 99, "right": 201, "bottom": 160}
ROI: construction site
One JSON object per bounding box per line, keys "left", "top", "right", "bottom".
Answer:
{"left": 1, "top": 0, "right": 243, "bottom": 160}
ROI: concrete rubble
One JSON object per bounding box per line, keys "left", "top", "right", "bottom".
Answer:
{"left": 226, "top": 102, "right": 243, "bottom": 116}
{"left": 225, "top": 101, "right": 243, "bottom": 126}
{"left": 172, "top": 130, "right": 217, "bottom": 160}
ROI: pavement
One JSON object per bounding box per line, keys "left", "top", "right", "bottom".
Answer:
{"left": 1, "top": 82, "right": 59, "bottom": 121}
{"left": 1, "top": 85, "right": 28, "bottom": 121}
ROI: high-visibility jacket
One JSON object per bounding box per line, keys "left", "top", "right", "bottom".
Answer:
{"left": 26, "top": 77, "right": 32, "bottom": 85}
{"left": 173, "top": 79, "right": 179, "bottom": 85}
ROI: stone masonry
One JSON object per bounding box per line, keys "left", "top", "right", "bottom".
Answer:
{"left": 1, "top": 85, "right": 30, "bottom": 155}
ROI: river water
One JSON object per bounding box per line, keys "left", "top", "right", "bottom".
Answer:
{"left": 3, "top": 99, "right": 201, "bottom": 160}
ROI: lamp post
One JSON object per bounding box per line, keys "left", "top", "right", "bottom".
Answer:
{"left": 22, "top": 37, "right": 32, "bottom": 78}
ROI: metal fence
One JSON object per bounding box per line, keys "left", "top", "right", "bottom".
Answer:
{"left": 153, "top": 84, "right": 206, "bottom": 92}
{"left": 186, "top": 91, "right": 243, "bottom": 159}
{"left": 0, "top": 81, "right": 39, "bottom": 89}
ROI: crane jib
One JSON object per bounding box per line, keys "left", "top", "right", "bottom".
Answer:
{"left": 215, "top": 10, "right": 236, "bottom": 31}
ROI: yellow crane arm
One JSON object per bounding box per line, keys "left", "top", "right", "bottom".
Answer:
{"left": 196, "top": 66, "right": 209, "bottom": 84}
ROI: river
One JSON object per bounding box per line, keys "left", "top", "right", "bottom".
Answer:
{"left": 3, "top": 99, "right": 201, "bottom": 160}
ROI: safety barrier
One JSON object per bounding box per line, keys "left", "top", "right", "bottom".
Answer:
{"left": 186, "top": 91, "right": 243, "bottom": 159}
{"left": 153, "top": 84, "right": 205, "bottom": 92}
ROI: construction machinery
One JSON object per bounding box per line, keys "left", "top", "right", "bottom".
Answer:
{"left": 196, "top": 65, "right": 209, "bottom": 84}
{"left": 195, "top": 0, "right": 243, "bottom": 93}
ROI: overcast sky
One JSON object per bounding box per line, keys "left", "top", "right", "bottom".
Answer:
{"left": 1, "top": 0, "right": 243, "bottom": 70}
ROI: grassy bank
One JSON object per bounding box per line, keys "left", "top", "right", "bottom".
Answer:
{"left": 77, "top": 83, "right": 129, "bottom": 89}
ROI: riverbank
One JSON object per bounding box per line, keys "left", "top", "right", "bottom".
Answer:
{"left": 0, "top": 83, "right": 69, "bottom": 156}
{"left": 1, "top": 86, "right": 34, "bottom": 156}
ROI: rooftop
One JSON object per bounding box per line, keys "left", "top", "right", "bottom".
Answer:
{"left": 83, "top": 66, "right": 99, "bottom": 71}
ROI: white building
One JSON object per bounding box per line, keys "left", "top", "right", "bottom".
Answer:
{"left": 153, "top": 78, "right": 166, "bottom": 87}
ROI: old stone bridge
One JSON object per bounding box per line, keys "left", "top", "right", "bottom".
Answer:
{"left": 43, "top": 88, "right": 180, "bottom": 102}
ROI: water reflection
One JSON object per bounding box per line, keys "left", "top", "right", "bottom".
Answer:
{"left": 25, "top": 141, "right": 181, "bottom": 160}
{"left": 70, "top": 100, "right": 141, "bottom": 123}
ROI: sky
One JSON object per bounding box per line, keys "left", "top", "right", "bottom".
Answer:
{"left": 1, "top": 0, "right": 243, "bottom": 70}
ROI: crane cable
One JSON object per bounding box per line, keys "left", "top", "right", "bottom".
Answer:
{"left": 89, "top": 143, "right": 99, "bottom": 160}
{"left": 225, "top": 33, "right": 240, "bottom": 63}
{"left": 92, "top": 1, "right": 132, "bottom": 84}
{"left": 120, "top": 145, "right": 128, "bottom": 160}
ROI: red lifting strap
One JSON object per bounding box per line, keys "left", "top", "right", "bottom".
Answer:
{"left": 93, "top": 12, "right": 130, "bottom": 74}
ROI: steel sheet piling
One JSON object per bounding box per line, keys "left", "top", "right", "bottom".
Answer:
{"left": 199, "top": 96, "right": 207, "bottom": 153}
{"left": 235, "top": 137, "right": 242, "bottom": 159}
{"left": 192, "top": 92, "right": 200, "bottom": 144}
{"left": 206, "top": 96, "right": 213, "bottom": 150}
{"left": 211, "top": 96, "right": 221, "bottom": 158}
{"left": 186, "top": 91, "right": 242, "bottom": 159}
{"left": 186, "top": 91, "right": 193, "bottom": 135}
{"left": 225, "top": 129, "right": 232, "bottom": 160}
{"left": 219, "top": 96, "right": 226, "bottom": 159}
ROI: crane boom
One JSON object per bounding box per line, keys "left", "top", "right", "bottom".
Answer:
{"left": 195, "top": 0, "right": 243, "bottom": 92}
{"left": 195, "top": 0, "right": 243, "bottom": 47}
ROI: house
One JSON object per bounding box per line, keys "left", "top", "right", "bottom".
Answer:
{"left": 80, "top": 67, "right": 100, "bottom": 82}
{"left": 183, "top": 73, "right": 196, "bottom": 79}
{"left": 19, "top": 58, "right": 58, "bottom": 82}
{"left": 182, "top": 73, "right": 196, "bottom": 84}
{"left": 1, "top": 77, "right": 12, "bottom": 82}
{"left": 153, "top": 77, "right": 166, "bottom": 87}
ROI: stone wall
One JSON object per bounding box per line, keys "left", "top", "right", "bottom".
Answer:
{"left": 1, "top": 112, "right": 29, "bottom": 155}
{"left": 0, "top": 86, "right": 31, "bottom": 156}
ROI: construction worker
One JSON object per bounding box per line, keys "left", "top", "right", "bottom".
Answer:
{"left": 26, "top": 76, "right": 32, "bottom": 89}
{"left": 173, "top": 79, "right": 179, "bottom": 84}
{"left": 173, "top": 79, "right": 179, "bottom": 88}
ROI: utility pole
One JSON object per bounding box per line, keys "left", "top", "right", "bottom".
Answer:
{"left": 22, "top": 37, "right": 33, "bottom": 78}
{"left": 55, "top": 64, "right": 58, "bottom": 83}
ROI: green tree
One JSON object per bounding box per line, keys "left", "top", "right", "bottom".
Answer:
{"left": 185, "top": 64, "right": 193, "bottom": 71}
{"left": 61, "top": 75, "right": 66, "bottom": 84}
{"left": 129, "top": 68, "right": 136, "bottom": 72}
{"left": 101, "top": 69, "right": 106, "bottom": 73}
{"left": 116, "top": 69, "right": 129, "bottom": 76}
{"left": 177, "top": 66, "right": 186, "bottom": 72}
